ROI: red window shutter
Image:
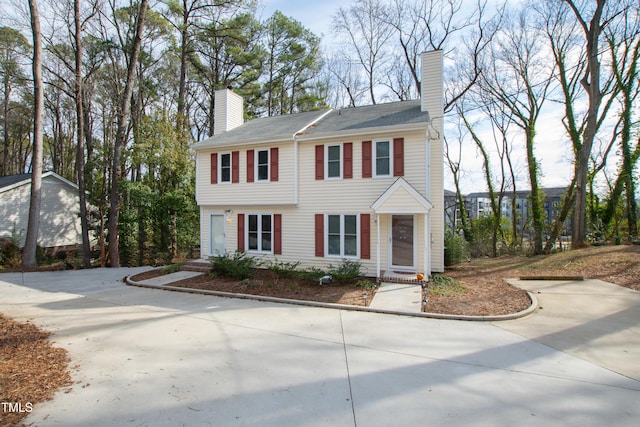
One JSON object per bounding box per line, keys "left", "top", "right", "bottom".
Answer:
{"left": 360, "top": 213, "right": 370, "bottom": 259}
{"left": 210, "top": 153, "right": 218, "bottom": 184}
{"left": 393, "top": 138, "right": 404, "bottom": 176}
{"left": 315, "top": 145, "right": 324, "bottom": 180}
{"left": 315, "top": 214, "right": 324, "bottom": 257}
{"left": 362, "top": 141, "right": 372, "bottom": 178}
{"left": 232, "top": 151, "right": 240, "bottom": 183}
{"left": 274, "top": 214, "right": 282, "bottom": 255}
{"left": 246, "top": 150, "right": 255, "bottom": 183}
{"left": 270, "top": 147, "right": 279, "bottom": 182}
{"left": 237, "top": 213, "right": 245, "bottom": 252}
{"left": 343, "top": 142, "right": 353, "bottom": 179}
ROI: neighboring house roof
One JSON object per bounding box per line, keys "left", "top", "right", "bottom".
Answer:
{"left": 0, "top": 173, "right": 32, "bottom": 191}
{"left": 193, "top": 99, "right": 430, "bottom": 150}
{"left": 465, "top": 187, "right": 568, "bottom": 200}
{"left": 0, "top": 171, "right": 79, "bottom": 194}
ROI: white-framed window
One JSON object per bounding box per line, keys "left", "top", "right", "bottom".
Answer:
{"left": 326, "top": 214, "right": 358, "bottom": 258}
{"left": 256, "top": 149, "right": 269, "bottom": 181}
{"left": 220, "top": 152, "right": 232, "bottom": 183}
{"left": 326, "top": 144, "right": 342, "bottom": 179}
{"left": 374, "top": 140, "right": 391, "bottom": 177}
{"left": 247, "top": 214, "right": 272, "bottom": 253}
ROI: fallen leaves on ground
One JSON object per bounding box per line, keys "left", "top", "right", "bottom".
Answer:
{"left": 0, "top": 314, "right": 72, "bottom": 427}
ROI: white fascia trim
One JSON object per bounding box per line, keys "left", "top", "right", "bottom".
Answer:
{"left": 295, "top": 124, "right": 428, "bottom": 143}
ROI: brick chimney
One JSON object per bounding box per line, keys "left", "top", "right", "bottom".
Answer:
{"left": 214, "top": 88, "right": 244, "bottom": 135}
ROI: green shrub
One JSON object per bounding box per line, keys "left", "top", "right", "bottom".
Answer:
{"left": 328, "top": 259, "right": 362, "bottom": 282}
{"left": 267, "top": 260, "right": 301, "bottom": 278}
{"left": 444, "top": 229, "right": 471, "bottom": 266}
{"left": 355, "top": 279, "right": 377, "bottom": 290}
{"left": 211, "top": 251, "right": 261, "bottom": 280}
{"left": 162, "top": 263, "right": 184, "bottom": 274}
{"left": 428, "top": 274, "right": 467, "bottom": 296}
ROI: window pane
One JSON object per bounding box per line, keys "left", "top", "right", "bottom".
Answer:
{"left": 261, "top": 215, "right": 271, "bottom": 231}
{"left": 328, "top": 145, "right": 340, "bottom": 161}
{"left": 344, "top": 236, "right": 357, "bottom": 256}
{"left": 221, "top": 154, "right": 230, "bottom": 167}
{"left": 376, "top": 158, "right": 389, "bottom": 175}
{"left": 328, "top": 215, "right": 340, "bottom": 233}
{"left": 248, "top": 232, "right": 258, "bottom": 250}
{"left": 376, "top": 141, "right": 389, "bottom": 157}
{"left": 258, "top": 150, "right": 268, "bottom": 164}
{"left": 328, "top": 235, "right": 341, "bottom": 255}
{"left": 262, "top": 233, "right": 271, "bottom": 251}
{"left": 328, "top": 161, "right": 340, "bottom": 177}
{"left": 248, "top": 215, "right": 258, "bottom": 232}
{"left": 344, "top": 215, "right": 357, "bottom": 235}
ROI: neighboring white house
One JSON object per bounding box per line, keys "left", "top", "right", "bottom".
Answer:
{"left": 0, "top": 171, "right": 84, "bottom": 248}
{"left": 193, "top": 51, "right": 444, "bottom": 279}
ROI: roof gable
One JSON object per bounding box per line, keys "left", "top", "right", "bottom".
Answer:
{"left": 371, "top": 177, "right": 433, "bottom": 214}
{"left": 0, "top": 172, "right": 79, "bottom": 194}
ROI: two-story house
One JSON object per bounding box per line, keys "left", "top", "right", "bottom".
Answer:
{"left": 193, "top": 51, "right": 444, "bottom": 279}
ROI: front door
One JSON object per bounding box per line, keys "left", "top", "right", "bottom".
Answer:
{"left": 210, "top": 214, "right": 225, "bottom": 256}
{"left": 391, "top": 215, "right": 415, "bottom": 270}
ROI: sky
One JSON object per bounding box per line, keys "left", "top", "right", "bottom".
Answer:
{"left": 259, "top": 0, "right": 577, "bottom": 195}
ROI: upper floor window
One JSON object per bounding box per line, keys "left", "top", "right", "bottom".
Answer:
{"left": 257, "top": 150, "right": 269, "bottom": 181}
{"left": 220, "top": 153, "right": 231, "bottom": 183}
{"left": 326, "top": 144, "right": 342, "bottom": 179}
{"left": 375, "top": 140, "right": 391, "bottom": 177}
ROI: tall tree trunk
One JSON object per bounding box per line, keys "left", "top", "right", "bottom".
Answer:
{"left": 566, "top": 0, "right": 605, "bottom": 248}
{"left": 22, "top": 0, "right": 44, "bottom": 269}
{"left": 75, "top": 0, "right": 91, "bottom": 268}
{"left": 107, "top": 0, "right": 149, "bottom": 267}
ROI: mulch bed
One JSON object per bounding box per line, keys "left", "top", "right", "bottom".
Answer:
{"left": 0, "top": 314, "right": 72, "bottom": 427}
{"left": 148, "top": 269, "right": 376, "bottom": 307}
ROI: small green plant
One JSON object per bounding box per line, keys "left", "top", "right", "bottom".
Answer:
{"left": 162, "top": 263, "right": 184, "bottom": 274}
{"left": 211, "top": 251, "right": 261, "bottom": 280}
{"left": 267, "top": 260, "right": 301, "bottom": 278}
{"left": 428, "top": 274, "right": 467, "bottom": 297}
{"left": 328, "top": 259, "right": 362, "bottom": 282}
{"left": 355, "top": 279, "right": 377, "bottom": 290}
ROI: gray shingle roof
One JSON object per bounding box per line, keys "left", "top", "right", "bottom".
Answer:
{"left": 193, "top": 109, "right": 330, "bottom": 148}
{"left": 301, "top": 100, "right": 428, "bottom": 136}
{"left": 193, "top": 99, "right": 429, "bottom": 149}
{"left": 0, "top": 173, "right": 31, "bottom": 189}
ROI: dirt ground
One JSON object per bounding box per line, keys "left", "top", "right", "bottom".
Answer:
{"left": 2, "top": 244, "right": 638, "bottom": 426}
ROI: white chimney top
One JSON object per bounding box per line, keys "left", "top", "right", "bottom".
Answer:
{"left": 214, "top": 89, "right": 244, "bottom": 135}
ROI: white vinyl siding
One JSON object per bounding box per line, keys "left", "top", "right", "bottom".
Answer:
{"left": 196, "top": 142, "right": 294, "bottom": 206}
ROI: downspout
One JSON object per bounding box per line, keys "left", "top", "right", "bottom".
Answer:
{"left": 293, "top": 135, "right": 299, "bottom": 205}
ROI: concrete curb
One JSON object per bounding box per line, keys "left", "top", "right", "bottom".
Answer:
{"left": 125, "top": 273, "right": 538, "bottom": 322}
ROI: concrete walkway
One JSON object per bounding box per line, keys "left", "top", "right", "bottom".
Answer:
{"left": 1, "top": 269, "right": 639, "bottom": 426}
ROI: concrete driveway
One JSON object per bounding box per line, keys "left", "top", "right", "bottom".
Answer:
{"left": 1, "top": 269, "right": 639, "bottom": 426}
